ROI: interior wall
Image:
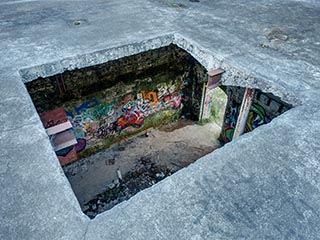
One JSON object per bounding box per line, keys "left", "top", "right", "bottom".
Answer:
{"left": 220, "top": 86, "right": 292, "bottom": 143}
{"left": 25, "top": 45, "right": 207, "bottom": 162}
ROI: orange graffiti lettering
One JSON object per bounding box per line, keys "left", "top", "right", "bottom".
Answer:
{"left": 141, "top": 91, "right": 158, "bottom": 107}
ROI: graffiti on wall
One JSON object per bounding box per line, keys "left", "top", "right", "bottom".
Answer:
{"left": 202, "top": 88, "right": 214, "bottom": 119}
{"left": 65, "top": 82, "right": 184, "bottom": 153}
{"left": 221, "top": 99, "right": 241, "bottom": 142}
{"left": 246, "top": 103, "right": 271, "bottom": 132}
{"left": 220, "top": 87, "right": 284, "bottom": 143}
{"left": 221, "top": 101, "right": 271, "bottom": 142}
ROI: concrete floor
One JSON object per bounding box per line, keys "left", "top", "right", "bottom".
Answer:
{"left": 64, "top": 120, "right": 221, "bottom": 206}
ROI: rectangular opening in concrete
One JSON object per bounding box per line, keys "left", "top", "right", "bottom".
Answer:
{"left": 23, "top": 43, "right": 292, "bottom": 219}
{"left": 24, "top": 44, "right": 230, "bottom": 218}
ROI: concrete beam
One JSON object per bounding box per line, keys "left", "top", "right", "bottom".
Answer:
{"left": 232, "top": 88, "right": 255, "bottom": 139}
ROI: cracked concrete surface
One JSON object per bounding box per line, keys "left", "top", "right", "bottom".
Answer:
{"left": 0, "top": 0, "right": 320, "bottom": 239}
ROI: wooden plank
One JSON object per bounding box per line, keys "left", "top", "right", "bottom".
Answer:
{"left": 50, "top": 129, "right": 78, "bottom": 152}
{"left": 46, "top": 121, "right": 73, "bottom": 136}
{"left": 39, "top": 107, "right": 68, "bottom": 129}
{"left": 207, "top": 68, "right": 225, "bottom": 77}
{"left": 207, "top": 68, "right": 225, "bottom": 90}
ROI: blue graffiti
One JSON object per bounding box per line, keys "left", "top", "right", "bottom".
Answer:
{"left": 74, "top": 98, "right": 99, "bottom": 114}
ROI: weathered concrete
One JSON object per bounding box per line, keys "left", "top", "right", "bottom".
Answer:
{"left": 87, "top": 104, "right": 320, "bottom": 239}
{"left": 1, "top": 0, "right": 320, "bottom": 239}
{"left": 232, "top": 88, "right": 255, "bottom": 139}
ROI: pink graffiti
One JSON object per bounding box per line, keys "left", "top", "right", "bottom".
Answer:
{"left": 173, "top": 95, "right": 182, "bottom": 109}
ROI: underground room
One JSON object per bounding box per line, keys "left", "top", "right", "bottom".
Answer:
{"left": 25, "top": 44, "right": 291, "bottom": 219}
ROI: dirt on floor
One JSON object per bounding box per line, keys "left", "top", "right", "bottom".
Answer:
{"left": 63, "top": 119, "right": 222, "bottom": 218}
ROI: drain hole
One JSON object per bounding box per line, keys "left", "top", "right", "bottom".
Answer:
{"left": 70, "top": 19, "right": 88, "bottom": 26}
{"left": 73, "top": 20, "right": 81, "bottom": 26}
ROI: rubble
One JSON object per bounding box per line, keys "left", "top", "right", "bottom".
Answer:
{"left": 82, "top": 157, "right": 173, "bottom": 219}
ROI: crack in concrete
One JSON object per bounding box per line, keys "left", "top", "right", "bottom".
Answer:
{"left": 0, "top": 157, "right": 10, "bottom": 176}
{"left": 0, "top": 121, "right": 44, "bottom": 134}
{"left": 83, "top": 221, "right": 91, "bottom": 240}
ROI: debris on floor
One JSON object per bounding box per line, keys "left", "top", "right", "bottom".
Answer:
{"left": 83, "top": 156, "right": 172, "bottom": 219}
{"left": 63, "top": 119, "right": 222, "bottom": 218}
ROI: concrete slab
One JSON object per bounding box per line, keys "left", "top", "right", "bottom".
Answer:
{"left": 0, "top": 0, "right": 320, "bottom": 239}
{"left": 0, "top": 124, "right": 89, "bottom": 240}
{"left": 0, "top": 81, "right": 39, "bottom": 131}
{"left": 86, "top": 104, "right": 320, "bottom": 239}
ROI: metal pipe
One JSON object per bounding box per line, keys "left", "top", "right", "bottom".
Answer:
{"left": 60, "top": 74, "right": 66, "bottom": 92}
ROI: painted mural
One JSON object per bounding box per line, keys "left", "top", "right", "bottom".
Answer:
{"left": 64, "top": 81, "right": 184, "bottom": 157}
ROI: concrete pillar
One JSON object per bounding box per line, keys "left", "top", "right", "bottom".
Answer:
{"left": 232, "top": 88, "right": 255, "bottom": 140}
{"left": 199, "top": 82, "right": 207, "bottom": 120}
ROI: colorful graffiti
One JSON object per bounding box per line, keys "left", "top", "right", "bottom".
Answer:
{"left": 141, "top": 91, "right": 158, "bottom": 107}
{"left": 223, "top": 127, "right": 235, "bottom": 142}
{"left": 65, "top": 82, "right": 184, "bottom": 154}
{"left": 74, "top": 98, "right": 99, "bottom": 115}
{"left": 117, "top": 109, "right": 144, "bottom": 130}
{"left": 246, "top": 103, "right": 271, "bottom": 132}
{"left": 221, "top": 99, "right": 241, "bottom": 142}
{"left": 220, "top": 87, "right": 279, "bottom": 143}
{"left": 221, "top": 101, "right": 271, "bottom": 142}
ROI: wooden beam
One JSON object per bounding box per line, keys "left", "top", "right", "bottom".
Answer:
{"left": 46, "top": 121, "right": 73, "bottom": 136}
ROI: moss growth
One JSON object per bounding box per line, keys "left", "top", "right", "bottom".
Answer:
{"left": 200, "top": 87, "right": 228, "bottom": 126}
{"left": 210, "top": 87, "right": 228, "bottom": 126}
{"left": 197, "top": 116, "right": 214, "bottom": 126}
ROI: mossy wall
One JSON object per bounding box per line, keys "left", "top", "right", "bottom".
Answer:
{"left": 26, "top": 45, "right": 206, "bottom": 160}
